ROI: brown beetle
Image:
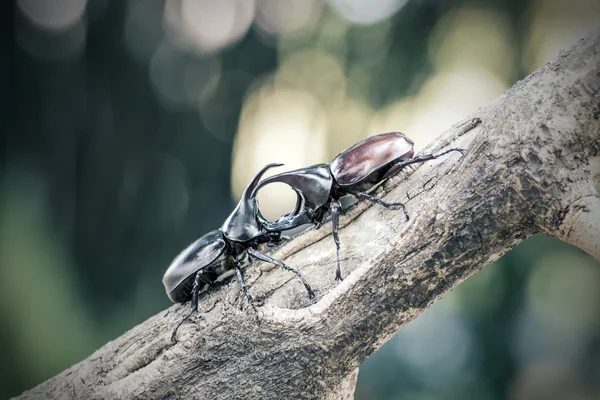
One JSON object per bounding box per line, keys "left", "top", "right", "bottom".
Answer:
{"left": 253, "top": 132, "right": 464, "bottom": 281}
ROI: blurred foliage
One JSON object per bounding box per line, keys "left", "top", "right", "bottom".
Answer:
{"left": 1, "top": 0, "right": 599, "bottom": 398}
{"left": 356, "top": 236, "right": 600, "bottom": 400}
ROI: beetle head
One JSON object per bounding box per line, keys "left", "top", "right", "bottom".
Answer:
{"left": 221, "top": 163, "right": 283, "bottom": 243}
{"left": 252, "top": 164, "right": 334, "bottom": 232}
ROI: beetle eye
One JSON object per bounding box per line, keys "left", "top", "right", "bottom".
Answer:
{"left": 255, "top": 182, "right": 300, "bottom": 222}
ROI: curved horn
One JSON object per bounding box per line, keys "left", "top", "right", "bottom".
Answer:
{"left": 221, "top": 163, "right": 283, "bottom": 242}
{"left": 259, "top": 188, "right": 312, "bottom": 232}
{"left": 243, "top": 163, "right": 284, "bottom": 200}
{"left": 251, "top": 164, "right": 333, "bottom": 211}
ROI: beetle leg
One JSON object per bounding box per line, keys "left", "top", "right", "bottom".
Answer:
{"left": 351, "top": 190, "right": 410, "bottom": 221}
{"left": 235, "top": 265, "right": 260, "bottom": 324}
{"left": 382, "top": 148, "right": 466, "bottom": 180}
{"left": 330, "top": 200, "right": 343, "bottom": 281}
{"left": 171, "top": 270, "right": 210, "bottom": 342}
{"left": 248, "top": 247, "right": 315, "bottom": 299}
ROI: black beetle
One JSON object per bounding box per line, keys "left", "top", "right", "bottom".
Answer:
{"left": 253, "top": 132, "right": 464, "bottom": 281}
{"left": 163, "top": 163, "right": 315, "bottom": 342}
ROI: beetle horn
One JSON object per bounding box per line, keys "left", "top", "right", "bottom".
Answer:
{"left": 221, "top": 163, "right": 283, "bottom": 242}
{"left": 243, "top": 163, "right": 284, "bottom": 200}
{"left": 252, "top": 164, "right": 333, "bottom": 211}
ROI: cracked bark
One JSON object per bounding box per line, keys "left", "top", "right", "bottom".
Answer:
{"left": 17, "top": 29, "right": 600, "bottom": 400}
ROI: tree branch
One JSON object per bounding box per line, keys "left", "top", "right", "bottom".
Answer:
{"left": 17, "top": 29, "right": 600, "bottom": 400}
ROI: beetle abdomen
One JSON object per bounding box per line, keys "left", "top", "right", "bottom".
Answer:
{"left": 162, "top": 230, "right": 228, "bottom": 302}
{"left": 168, "top": 273, "right": 202, "bottom": 303}
{"left": 167, "top": 254, "right": 235, "bottom": 302}
{"left": 330, "top": 132, "right": 414, "bottom": 187}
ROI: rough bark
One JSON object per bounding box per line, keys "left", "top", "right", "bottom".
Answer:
{"left": 17, "top": 29, "right": 600, "bottom": 400}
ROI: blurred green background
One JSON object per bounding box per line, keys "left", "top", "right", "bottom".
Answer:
{"left": 2, "top": 0, "right": 599, "bottom": 399}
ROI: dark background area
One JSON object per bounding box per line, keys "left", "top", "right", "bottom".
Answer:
{"left": 1, "top": 1, "right": 599, "bottom": 399}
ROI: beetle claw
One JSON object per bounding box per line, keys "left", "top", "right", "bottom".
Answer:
{"left": 170, "top": 309, "right": 196, "bottom": 343}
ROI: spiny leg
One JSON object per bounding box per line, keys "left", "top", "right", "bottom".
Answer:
{"left": 330, "top": 199, "right": 343, "bottom": 281}
{"left": 351, "top": 190, "right": 410, "bottom": 221}
{"left": 235, "top": 265, "right": 260, "bottom": 324}
{"left": 171, "top": 270, "right": 210, "bottom": 342}
{"left": 382, "top": 148, "right": 465, "bottom": 180}
{"left": 248, "top": 247, "right": 315, "bottom": 299}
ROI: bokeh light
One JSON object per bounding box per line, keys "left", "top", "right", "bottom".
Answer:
{"left": 164, "top": 0, "right": 255, "bottom": 55}
{"left": 232, "top": 82, "right": 328, "bottom": 219}
{"left": 15, "top": 17, "right": 87, "bottom": 61}
{"left": 326, "top": 0, "right": 408, "bottom": 25}
{"left": 254, "top": 0, "right": 323, "bottom": 37}
{"left": 395, "top": 304, "right": 475, "bottom": 386}
{"left": 369, "top": 7, "right": 511, "bottom": 149}
{"left": 509, "top": 361, "right": 593, "bottom": 400}
{"left": 428, "top": 8, "right": 515, "bottom": 82}
{"left": 527, "top": 252, "right": 600, "bottom": 337}
{"left": 276, "top": 49, "right": 347, "bottom": 108}
{"left": 526, "top": 0, "right": 600, "bottom": 72}
{"left": 326, "top": 98, "right": 374, "bottom": 157}
{"left": 369, "top": 67, "right": 507, "bottom": 150}
{"left": 17, "top": 0, "right": 87, "bottom": 32}
{"left": 149, "top": 41, "right": 222, "bottom": 109}
{"left": 124, "top": 0, "right": 164, "bottom": 64}
{"left": 0, "top": 171, "right": 96, "bottom": 385}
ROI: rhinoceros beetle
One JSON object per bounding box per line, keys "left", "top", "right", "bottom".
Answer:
{"left": 163, "top": 164, "right": 314, "bottom": 342}
{"left": 253, "top": 132, "right": 464, "bottom": 281}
